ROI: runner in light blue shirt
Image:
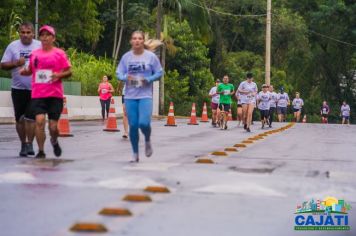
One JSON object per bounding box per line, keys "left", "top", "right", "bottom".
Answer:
{"left": 116, "top": 31, "right": 163, "bottom": 162}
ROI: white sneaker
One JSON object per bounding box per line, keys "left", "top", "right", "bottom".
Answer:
{"left": 145, "top": 141, "right": 153, "bottom": 157}
{"left": 130, "top": 153, "right": 139, "bottom": 163}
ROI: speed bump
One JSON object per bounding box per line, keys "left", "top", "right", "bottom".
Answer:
{"left": 70, "top": 223, "right": 108, "bottom": 233}
{"left": 224, "top": 147, "right": 238, "bottom": 152}
{"left": 196, "top": 158, "right": 215, "bottom": 164}
{"left": 234, "top": 144, "right": 246, "bottom": 148}
{"left": 242, "top": 140, "right": 253, "bottom": 144}
{"left": 99, "top": 208, "right": 132, "bottom": 216}
{"left": 123, "top": 194, "right": 152, "bottom": 202}
{"left": 144, "top": 186, "right": 170, "bottom": 193}
{"left": 211, "top": 151, "right": 228, "bottom": 156}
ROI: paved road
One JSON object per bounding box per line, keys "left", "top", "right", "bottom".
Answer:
{"left": 0, "top": 120, "right": 355, "bottom": 236}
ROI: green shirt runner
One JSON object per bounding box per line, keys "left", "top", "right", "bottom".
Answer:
{"left": 218, "top": 83, "right": 234, "bottom": 104}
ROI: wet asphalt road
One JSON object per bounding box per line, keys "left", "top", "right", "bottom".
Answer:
{"left": 0, "top": 120, "right": 355, "bottom": 236}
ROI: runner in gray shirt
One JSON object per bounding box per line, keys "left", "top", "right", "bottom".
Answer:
{"left": 1, "top": 22, "right": 41, "bottom": 157}
{"left": 268, "top": 85, "right": 277, "bottom": 127}
{"left": 341, "top": 101, "right": 351, "bottom": 125}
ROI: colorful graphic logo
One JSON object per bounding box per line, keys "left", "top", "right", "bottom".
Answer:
{"left": 294, "top": 197, "right": 352, "bottom": 231}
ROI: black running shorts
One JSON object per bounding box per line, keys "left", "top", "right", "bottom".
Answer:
{"left": 259, "top": 109, "right": 269, "bottom": 119}
{"left": 30, "top": 97, "right": 63, "bottom": 121}
{"left": 219, "top": 103, "right": 231, "bottom": 112}
{"left": 11, "top": 88, "right": 35, "bottom": 121}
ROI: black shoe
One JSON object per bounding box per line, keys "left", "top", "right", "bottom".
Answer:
{"left": 19, "top": 143, "right": 28, "bottom": 157}
{"left": 26, "top": 143, "right": 35, "bottom": 155}
{"left": 269, "top": 124, "right": 272, "bottom": 128}
{"left": 244, "top": 124, "right": 247, "bottom": 130}
{"left": 35, "top": 151, "right": 46, "bottom": 159}
{"left": 122, "top": 134, "right": 128, "bottom": 139}
{"left": 262, "top": 123, "right": 265, "bottom": 129}
{"left": 51, "top": 140, "right": 62, "bottom": 157}
{"left": 246, "top": 127, "right": 251, "bottom": 132}
{"left": 224, "top": 123, "right": 228, "bottom": 130}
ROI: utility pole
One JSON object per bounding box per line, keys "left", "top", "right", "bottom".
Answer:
{"left": 156, "top": 0, "right": 164, "bottom": 115}
{"left": 265, "top": 0, "right": 271, "bottom": 85}
{"left": 35, "top": 0, "right": 39, "bottom": 39}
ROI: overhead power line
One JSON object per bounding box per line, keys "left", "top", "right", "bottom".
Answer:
{"left": 307, "top": 30, "right": 356, "bottom": 47}
{"left": 187, "top": 0, "right": 356, "bottom": 47}
{"left": 186, "top": 1, "right": 267, "bottom": 17}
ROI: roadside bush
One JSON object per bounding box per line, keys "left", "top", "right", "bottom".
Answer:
{"left": 67, "top": 48, "right": 117, "bottom": 96}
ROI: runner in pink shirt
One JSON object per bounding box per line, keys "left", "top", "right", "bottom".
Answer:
{"left": 20, "top": 25, "right": 72, "bottom": 158}
{"left": 97, "top": 75, "right": 114, "bottom": 120}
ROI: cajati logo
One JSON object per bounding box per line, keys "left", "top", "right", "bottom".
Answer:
{"left": 294, "top": 197, "right": 351, "bottom": 231}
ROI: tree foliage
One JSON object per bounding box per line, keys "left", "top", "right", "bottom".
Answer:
{"left": 0, "top": 0, "right": 355, "bottom": 122}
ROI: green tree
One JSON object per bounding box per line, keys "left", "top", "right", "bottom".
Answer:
{"left": 165, "top": 19, "right": 214, "bottom": 115}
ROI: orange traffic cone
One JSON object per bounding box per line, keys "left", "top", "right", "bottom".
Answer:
{"left": 188, "top": 103, "right": 199, "bottom": 125}
{"left": 200, "top": 102, "right": 209, "bottom": 122}
{"left": 58, "top": 97, "right": 73, "bottom": 137}
{"left": 302, "top": 115, "right": 307, "bottom": 123}
{"left": 103, "top": 98, "right": 120, "bottom": 132}
{"left": 165, "top": 102, "right": 177, "bottom": 126}
{"left": 228, "top": 109, "right": 233, "bottom": 121}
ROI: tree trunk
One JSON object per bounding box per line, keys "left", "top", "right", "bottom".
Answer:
{"left": 114, "top": 0, "right": 124, "bottom": 63}
{"left": 112, "top": 0, "right": 119, "bottom": 58}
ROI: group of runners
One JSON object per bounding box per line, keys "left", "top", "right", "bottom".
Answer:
{"left": 0, "top": 23, "right": 352, "bottom": 162}
{"left": 1, "top": 23, "right": 162, "bottom": 162}
{"left": 209, "top": 74, "right": 352, "bottom": 131}
{"left": 209, "top": 73, "right": 300, "bottom": 132}
{"left": 1, "top": 22, "right": 71, "bottom": 159}
{"left": 320, "top": 100, "right": 351, "bottom": 125}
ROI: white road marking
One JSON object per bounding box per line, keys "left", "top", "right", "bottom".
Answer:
{"left": 97, "top": 175, "right": 164, "bottom": 189}
{"left": 195, "top": 183, "right": 286, "bottom": 197}
{"left": 0, "top": 172, "right": 35, "bottom": 183}
{"left": 123, "top": 162, "right": 180, "bottom": 172}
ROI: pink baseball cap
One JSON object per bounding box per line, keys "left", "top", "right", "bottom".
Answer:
{"left": 39, "top": 25, "right": 55, "bottom": 36}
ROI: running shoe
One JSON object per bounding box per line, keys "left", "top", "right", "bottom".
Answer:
{"left": 145, "top": 141, "right": 153, "bottom": 157}
{"left": 224, "top": 123, "right": 228, "bottom": 130}
{"left": 26, "top": 143, "right": 35, "bottom": 155}
{"left": 262, "top": 122, "right": 265, "bottom": 129}
{"left": 246, "top": 127, "right": 251, "bottom": 132}
{"left": 244, "top": 124, "right": 247, "bottom": 130}
{"left": 35, "top": 151, "right": 46, "bottom": 159}
{"left": 122, "top": 134, "right": 128, "bottom": 139}
{"left": 269, "top": 124, "right": 272, "bottom": 128}
{"left": 51, "top": 139, "right": 62, "bottom": 157}
{"left": 130, "top": 153, "right": 139, "bottom": 163}
{"left": 19, "top": 143, "right": 28, "bottom": 157}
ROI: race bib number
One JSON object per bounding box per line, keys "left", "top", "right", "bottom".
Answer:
{"left": 224, "top": 90, "right": 230, "bottom": 95}
{"left": 128, "top": 75, "right": 145, "bottom": 88}
{"left": 101, "top": 88, "right": 108, "bottom": 94}
{"left": 35, "top": 70, "right": 52, "bottom": 84}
